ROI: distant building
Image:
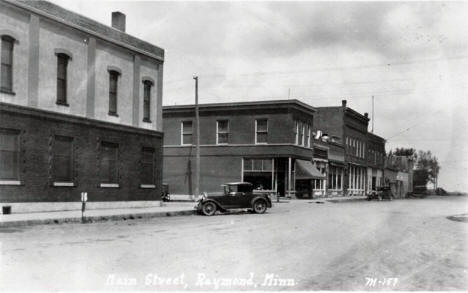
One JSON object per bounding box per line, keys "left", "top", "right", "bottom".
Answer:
{"left": 385, "top": 155, "right": 415, "bottom": 198}
{"left": 367, "top": 132, "right": 386, "bottom": 193}
{"left": 0, "top": 0, "right": 164, "bottom": 203}
{"left": 163, "top": 100, "right": 325, "bottom": 197}
{"left": 314, "top": 100, "right": 373, "bottom": 196}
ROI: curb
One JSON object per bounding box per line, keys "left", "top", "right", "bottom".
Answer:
{"left": 0, "top": 209, "right": 197, "bottom": 228}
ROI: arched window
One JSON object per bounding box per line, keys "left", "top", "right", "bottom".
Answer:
{"left": 142, "top": 79, "right": 153, "bottom": 122}
{"left": 55, "top": 53, "right": 71, "bottom": 105}
{"left": 1, "top": 35, "right": 15, "bottom": 93}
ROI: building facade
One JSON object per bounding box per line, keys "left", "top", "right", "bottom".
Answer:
{"left": 0, "top": 0, "right": 164, "bottom": 202}
{"left": 163, "top": 100, "right": 325, "bottom": 197}
{"left": 314, "top": 100, "right": 376, "bottom": 196}
{"left": 367, "top": 132, "right": 386, "bottom": 193}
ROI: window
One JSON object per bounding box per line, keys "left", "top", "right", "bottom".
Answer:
{"left": 99, "top": 142, "right": 119, "bottom": 184}
{"left": 0, "top": 129, "right": 19, "bottom": 180}
{"left": 217, "top": 120, "right": 229, "bottom": 144}
{"left": 294, "top": 121, "right": 298, "bottom": 144}
{"left": 52, "top": 135, "right": 73, "bottom": 183}
{"left": 298, "top": 122, "right": 303, "bottom": 146}
{"left": 305, "top": 125, "right": 310, "bottom": 148}
{"left": 108, "top": 70, "right": 119, "bottom": 116}
{"left": 1, "top": 36, "right": 14, "bottom": 93}
{"left": 56, "top": 53, "right": 69, "bottom": 105}
{"left": 143, "top": 80, "right": 153, "bottom": 122}
{"left": 255, "top": 119, "right": 268, "bottom": 144}
{"left": 181, "top": 121, "right": 193, "bottom": 145}
{"left": 243, "top": 158, "right": 272, "bottom": 172}
{"left": 141, "top": 147, "right": 155, "bottom": 185}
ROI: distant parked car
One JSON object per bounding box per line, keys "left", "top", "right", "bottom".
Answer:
{"left": 161, "top": 183, "right": 170, "bottom": 201}
{"left": 367, "top": 186, "right": 393, "bottom": 201}
{"left": 196, "top": 182, "right": 273, "bottom": 216}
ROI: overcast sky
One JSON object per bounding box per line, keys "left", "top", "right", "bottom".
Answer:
{"left": 52, "top": 0, "right": 468, "bottom": 191}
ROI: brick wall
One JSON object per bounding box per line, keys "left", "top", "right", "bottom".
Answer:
{"left": 0, "top": 103, "right": 163, "bottom": 202}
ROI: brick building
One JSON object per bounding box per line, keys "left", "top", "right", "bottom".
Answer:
{"left": 0, "top": 0, "right": 164, "bottom": 203}
{"left": 314, "top": 100, "right": 375, "bottom": 196}
{"left": 367, "top": 132, "right": 386, "bottom": 193}
{"left": 163, "top": 100, "right": 325, "bottom": 197}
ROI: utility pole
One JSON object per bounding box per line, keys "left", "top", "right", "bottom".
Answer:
{"left": 194, "top": 76, "right": 200, "bottom": 200}
{"left": 371, "top": 95, "right": 374, "bottom": 133}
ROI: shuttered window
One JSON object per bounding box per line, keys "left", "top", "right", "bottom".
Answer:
{"left": 53, "top": 135, "right": 73, "bottom": 182}
{"left": 0, "top": 130, "right": 19, "bottom": 180}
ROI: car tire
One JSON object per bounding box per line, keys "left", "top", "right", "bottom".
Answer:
{"left": 252, "top": 199, "right": 267, "bottom": 214}
{"left": 201, "top": 202, "right": 217, "bottom": 216}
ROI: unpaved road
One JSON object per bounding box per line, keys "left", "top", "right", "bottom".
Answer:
{"left": 1, "top": 196, "right": 467, "bottom": 290}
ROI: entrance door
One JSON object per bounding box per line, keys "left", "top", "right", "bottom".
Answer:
{"left": 372, "top": 176, "right": 377, "bottom": 190}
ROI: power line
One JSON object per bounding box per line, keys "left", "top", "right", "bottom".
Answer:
{"left": 164, "top": 55, "right": 468, "bottom": 82}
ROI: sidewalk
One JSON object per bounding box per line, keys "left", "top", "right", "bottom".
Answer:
{"left": 0, "top": 202, "right": 197, "bottom": 228}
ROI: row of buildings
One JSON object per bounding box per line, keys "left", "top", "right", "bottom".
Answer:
{"left": 163, "top": 99, "right": 391, "bottom": 198}
{"left": 0, "top": 0, "right": 412, "bottom": 207}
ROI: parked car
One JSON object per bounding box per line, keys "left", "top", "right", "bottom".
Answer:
{"left": 196, "top": 182, "right": 273, "bottom": 216}
{"left": 366, "top": 186, "right": 393, "bottom": 201}
{"left": 161, "top": 183, "right": 170, "bottom": 201}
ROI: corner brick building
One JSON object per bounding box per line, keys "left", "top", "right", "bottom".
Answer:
{"left": 0, "top": 0, "right": 164, "bottom": 204}
{"left": 163, "top": 100, "right": 326, "bottom": 197}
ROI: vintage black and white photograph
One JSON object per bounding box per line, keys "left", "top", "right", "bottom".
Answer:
{"left": 0, "top": 0, "right": 467, "bottom": 291}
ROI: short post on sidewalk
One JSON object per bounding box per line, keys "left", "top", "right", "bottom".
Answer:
{"left": 81, "top": 192, "right": 88, "bottom": 223}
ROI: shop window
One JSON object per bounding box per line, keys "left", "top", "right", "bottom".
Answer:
{"left": 0, "top": 129, "right": 19, "bottom": 180}
{"left": 1, "top": 35, "right": 14, "bottom": 93}
{"left": 181, "top": 121, "right": 193, "bottom": 145}
{"left": 56, "top": 53, "right": 70, "bottom": 105}
{"left": 52, "top": 135, "right": 73, "bottom": 183}
{"left": 99, "top": 141, "right": 119, "bottom": 184}
{"left": 243, "top": 158, "right": 273, "bottom": 190}
{"left": 217, "top": 120, "right": 229, "bottom": 144}
{"left": 141, "top": 147, "right": 155, "bottom": 185}
{"left": 255, "top": 119, "right": 268, "bottom": 144}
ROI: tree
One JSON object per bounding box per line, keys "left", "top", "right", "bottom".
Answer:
{"left": 415, "top": 150, "right": 440, "bottom": 188}
{"left": 394, "top": 147, "right": 417, "bottom": 159}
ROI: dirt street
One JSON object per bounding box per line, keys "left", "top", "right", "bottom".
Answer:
{"left": 1, "top": 196, "right": 467, "bottom": 291}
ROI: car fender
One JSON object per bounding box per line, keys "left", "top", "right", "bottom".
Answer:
{"left": 198, "top": 199, "right": 227, "bottom": 211}
{"left": 250, "top": 196, "right": 271, "bottom": 208}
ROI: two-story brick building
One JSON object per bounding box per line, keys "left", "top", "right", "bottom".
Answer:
{"left": 367, "top": 132, "right": 386, "bottom": 192}
{"left": 163, "top": 100, "right": 325, "bottom": 197}
{"left": 0, "top": 0, "right": 164, "bottom": 204}
{"left": 314, "top": 100, "right": 371, "bottom": 196}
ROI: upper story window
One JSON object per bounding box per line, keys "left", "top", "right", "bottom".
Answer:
{"left": 108, "top": 70, "right": 120, "bottom": 116}
{"left": 181, "top": 121, "right": 193, "bottom": 145}
{"left": 56, "top": 53, "right": 70, "bottom": 106}
{"left": 52, "top": 135, "right": 73, "bottom": 183}
{"left": 1, "top": 35, "right": 15, "bottom": 93}
{"left": 0, "top": 129, "right": 20, "bottom": 181}
{"left": 255, "top": 119, "right": 268, "bottom": 144}
{"left": 143, "top": 80, "right": 153, "bottom": 122}
{"left": 217, "top": 120, "right": 229, "bottom": 145}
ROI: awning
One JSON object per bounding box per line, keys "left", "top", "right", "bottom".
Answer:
{"left": 295, "top": 160, "right": 325, "bottom": 180}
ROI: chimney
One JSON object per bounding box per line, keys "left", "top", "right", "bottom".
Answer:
{"left": 364, "top": 113, "right": 368, "bottom": 118}
{"left": 341, "top": 99, "right": 347, "bottom": 107}
{"left": 112, "top": 11, "right": 126, "bottom": 32}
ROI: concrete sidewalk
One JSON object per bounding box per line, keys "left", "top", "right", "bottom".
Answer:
{"left": 0, "top": 202, "right": 197, "bottom": 228}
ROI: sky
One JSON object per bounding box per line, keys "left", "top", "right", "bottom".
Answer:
{"left": 51, "top": 0, "right": 468, "bottom": 191}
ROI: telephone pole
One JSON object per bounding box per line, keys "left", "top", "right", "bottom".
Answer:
{"left": 194, "top": 76, "right": 200, "bottom": 199}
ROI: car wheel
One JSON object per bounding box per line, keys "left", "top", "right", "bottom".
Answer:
{"left": 201, "top": 202, "right": 217, "bottom": 216}
{"left": 252, "top": 199, "right": 267, "bottom": 214}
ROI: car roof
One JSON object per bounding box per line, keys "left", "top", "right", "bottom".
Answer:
{"left": 226, "top": 182, "right": 252, "bottom": 186}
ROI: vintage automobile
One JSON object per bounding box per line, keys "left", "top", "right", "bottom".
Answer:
{"left": 366, "top": 186, "right": 393, "bottom": 201}
{"left": 196, "top": 182, "right": 273, "bottom": 216}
